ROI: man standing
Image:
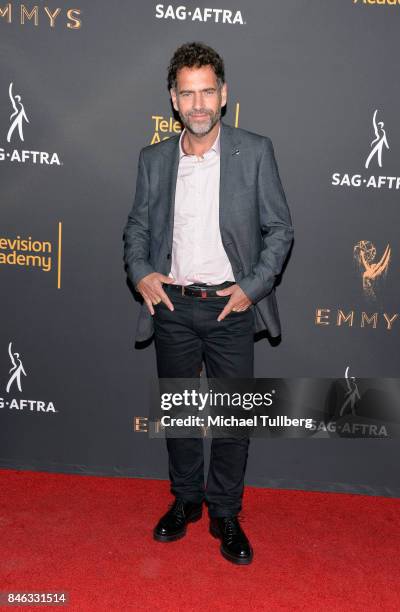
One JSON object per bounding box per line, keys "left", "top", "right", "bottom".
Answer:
{"left": 123, "top": 42, "right": 294, "bottom": 565}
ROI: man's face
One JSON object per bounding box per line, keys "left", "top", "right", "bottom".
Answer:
{"left": 170, "top": 65, "right": 227, "bottom": 136}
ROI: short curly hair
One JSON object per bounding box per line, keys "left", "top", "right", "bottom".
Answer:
{"left": 167, "top": 41, "right": 225, "bottom": 91}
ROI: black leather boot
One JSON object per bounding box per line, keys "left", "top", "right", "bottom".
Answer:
{"left": 210, "top": 516, "right": 253, "bottom": 564}
{"left": 153, "top": 498, "right": 203, "bottom": 542}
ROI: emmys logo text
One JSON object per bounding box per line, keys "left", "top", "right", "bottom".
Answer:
{"left": 0, "top": 3, "right": 82, "bottom": 28}
{"left": 315, "top": 239, "right": 397, "bottom": 332}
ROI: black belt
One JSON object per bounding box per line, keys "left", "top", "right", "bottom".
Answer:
{"left": 163, "top": 281, "right": 235, "bottom": 298}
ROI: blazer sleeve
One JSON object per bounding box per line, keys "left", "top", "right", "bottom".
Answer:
{"left": 237, "top": 137, "right": 294, "bottom": 303}
{"left": 123, "top": 149, "right": 156, "bottom": 288}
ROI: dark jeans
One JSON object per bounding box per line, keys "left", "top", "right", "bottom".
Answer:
{"left": 153, "top": 284, "right": 254, "bottom": 518}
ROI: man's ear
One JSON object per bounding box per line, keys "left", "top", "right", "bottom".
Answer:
{"left": 170, "top": 88, "right": 178, "bottom": 112}
{"left": 221, "top": 82, "right": 228, "bottom": 108}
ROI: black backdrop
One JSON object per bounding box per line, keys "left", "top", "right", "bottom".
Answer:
{"left": 1, "top": 0, "right": 399, "bottom": 496}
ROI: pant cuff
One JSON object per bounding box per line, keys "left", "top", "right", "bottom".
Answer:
{"left": 172, "top": 493, "right": 205, "bottom": 504}
{"left": 207, "top": 506, "right": 242, "bottom": 518}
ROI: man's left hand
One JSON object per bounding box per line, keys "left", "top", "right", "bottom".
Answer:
{"left": 215, "top": 284, "right": 252, "bottom": 322}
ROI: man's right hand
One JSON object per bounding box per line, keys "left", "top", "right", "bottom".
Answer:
{"left": 136, "top": 272, "right": 175, "bottom": 315}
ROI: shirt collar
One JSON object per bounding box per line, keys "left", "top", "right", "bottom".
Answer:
{"left": 178, "top": 123, "right": 221, "bottom": 159}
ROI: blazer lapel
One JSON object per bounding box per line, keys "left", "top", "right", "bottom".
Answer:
{"left": 161, "top": 136, "right": 180, "bottom": 254}
{"left": 219, "top": 121, "right": 241, "bottom": 232}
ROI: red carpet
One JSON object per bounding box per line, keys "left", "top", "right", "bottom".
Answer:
{"left": 0, "top": 469, "right": 399, "bottom": 611}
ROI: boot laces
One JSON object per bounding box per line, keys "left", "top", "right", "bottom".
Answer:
{"left": 223, "top": 515, "right": 243, "bottom": 537}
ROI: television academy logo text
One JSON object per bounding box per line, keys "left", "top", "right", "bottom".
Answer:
{"left": 353, "top": 0, "right": 400, "bottom": 6}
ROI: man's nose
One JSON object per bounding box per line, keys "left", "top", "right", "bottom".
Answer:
{"left": 193, "top": 91, "right": 205, "bottom": 108}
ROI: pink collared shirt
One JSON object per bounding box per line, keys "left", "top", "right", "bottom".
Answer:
{"left": 169, "top": 124, "right": 235, "bottom": 286}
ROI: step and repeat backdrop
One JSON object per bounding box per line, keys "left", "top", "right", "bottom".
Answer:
{"left": 1, "top": 1, "right": 399, "bottom": 496}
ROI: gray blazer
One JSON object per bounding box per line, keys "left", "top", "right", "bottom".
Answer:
{"left": 123, "top": 121, "right": 294, "bottom": 343}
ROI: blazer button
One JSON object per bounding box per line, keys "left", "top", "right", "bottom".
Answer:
{"left": 166, "top": 253, "right": 171, "bottom": 260}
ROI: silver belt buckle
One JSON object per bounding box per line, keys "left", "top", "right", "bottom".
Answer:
{"left": 181, "top": 285, "right": 185, "bottom": 296}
